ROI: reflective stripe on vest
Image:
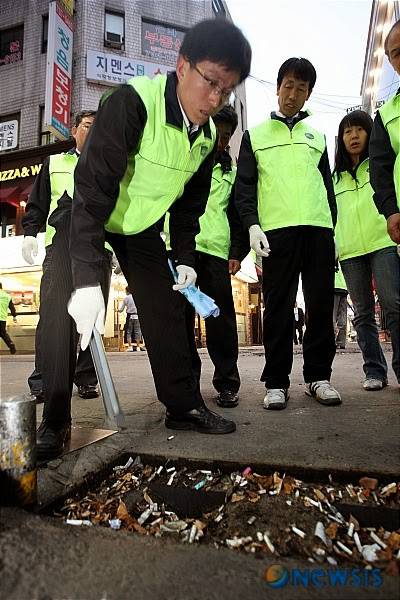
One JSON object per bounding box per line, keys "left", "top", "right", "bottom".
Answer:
{"left": 249, "top": 118, "right": 332, "bottom": 231}
{"left": 0, "top": 290, "right": 11, "bottom": 321}
{"left": 105, "top": 75, "right": 216, "bottom": 236}
{"left": 195, "top": 164, "right": 236, "bottom": 260}
{"left": 379, "top": 94, "right": 400, "bottom": 207}
{"left": 333, "top": 159, "right": 395, "bottom": 261}
{"left": 46, "top": 153, "right": 77, "bottom": 246}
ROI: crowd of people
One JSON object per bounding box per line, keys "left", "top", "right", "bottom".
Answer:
{"left": 5, "top": 17, "right": 398, "bottom": 461}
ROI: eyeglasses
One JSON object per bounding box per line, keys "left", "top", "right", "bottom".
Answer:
{"left": 191, "top": 63, "right": 235, "bottom": 100}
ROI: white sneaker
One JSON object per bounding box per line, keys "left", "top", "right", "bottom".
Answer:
{"left": 263, "top": 388, "right": 289, "bottom": 410}
{"left": 363, "top": 378, "right": 387, "bottom": 391}
{"left": 305, "top": 380, "right": 342, "bottom": 406}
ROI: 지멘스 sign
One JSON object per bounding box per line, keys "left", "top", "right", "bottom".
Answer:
{"left": 86, "top": 50, "right": 172, "bottom": 86}
{"left": 45, "top": 0, "right": 74, "bottom": 140}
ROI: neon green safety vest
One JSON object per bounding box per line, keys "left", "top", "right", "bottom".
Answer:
{"left": 0, "top": 289, "right": 11, "bottom": 321}
{"left": 333, "top": 159, "right": 395, "bottom": 261}
{"left": 46, "top": 153, "right": 77, "bottom": 246}
{"left": 195, "top": 164, "right": 236, "bottom": 260}
{"left": 378, "top": 93, "right": 400, "bottom": 205}
{"left": 248, "top": 116, "right": 332, "bottom": 231}
{"left": 47, "top": 153, "right": 112, "bottom": 252}
{"left": 105, "top": 75, "right": 216, "bottom": 235}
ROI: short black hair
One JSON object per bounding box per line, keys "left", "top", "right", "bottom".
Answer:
{"left": 277, "top": 57, "right": 317, "bottom": 91}
{"left": 180, "top": 19, "right": 251, "bottom": 83}
{"left": 213, "top": 104, "right": 238, "bottom": 134}
{"left": 74, "top": 110, "right": 96, "bottom": 127}
{"left": 384, "top": 19, "right": 400, "bottom": 56}
{"left": 0, "top": 282, "right": 2, "bottom": 289}
{"left": 333, "top": 110, "right": 373, "bottom": 180}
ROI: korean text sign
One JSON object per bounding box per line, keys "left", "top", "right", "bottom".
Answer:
{"left": 45, "top": 0, "right": 74, "bottom": 140}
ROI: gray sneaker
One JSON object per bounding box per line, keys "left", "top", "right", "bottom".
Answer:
{"left": 305, "top": 380, "right": 342, "bottom": 406}
{"left": 263, "top": 388, "right": 289, "bottom": 410}
{"left": 363, "top": 378, "right": 387, "bottom": 391}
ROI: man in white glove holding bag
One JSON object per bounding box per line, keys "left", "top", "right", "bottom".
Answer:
{"left": 68, "top": 19, "right": 252, "bottom": 435}
{"left": 235, "top": 57, "right": 341, "bottom": 411}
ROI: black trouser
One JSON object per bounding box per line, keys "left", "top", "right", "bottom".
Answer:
{"left": 185, "top": 251, "right": 240, "bottom": 394}
{"left": 107, "top": 227, "right": 203, "bottom": 414}
{"left": 28, "top": 341, "right": 97, "bottom": 395}
{"left": 40, "top": 220, "right": 111, "bottom": 426}
{"left": 0, "top": 321, "right": 15, "bottom": 350}
{"left": 261, "top": 226, "right": 336, "bottom": 389}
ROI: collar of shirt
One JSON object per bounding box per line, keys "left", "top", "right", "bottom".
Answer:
{"left": 275, "top": 110, "right": 300, "bottom": 121}
{"left": 177, "top": 94, "right": 199, "bottom": 135}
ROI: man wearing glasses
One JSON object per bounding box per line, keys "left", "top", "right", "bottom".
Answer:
{"left": 65, "top": 19, "right": 251, "bottom": 450}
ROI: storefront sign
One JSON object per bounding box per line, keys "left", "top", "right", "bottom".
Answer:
{"left": 141, "top": 20, "right": 185, "bottom": 66}
{"left": 45, "top": 0, "right": 74, "bottom": 140}
{"left": 0, "top": 120, "right": 18, "bottom": 151}
{"left": 86, "top": 50, "right": 171, "bottom": 86}
{"left": 0, "top": 163, "right": 42, "bottom": 181}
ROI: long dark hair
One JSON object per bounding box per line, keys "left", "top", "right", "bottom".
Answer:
{"left": 333, "top": 110, "right": 373, "bottom": 181}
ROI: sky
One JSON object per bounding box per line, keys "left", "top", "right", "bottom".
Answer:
{"left": 226, "top": 0, "right": 373, "bottom": 161}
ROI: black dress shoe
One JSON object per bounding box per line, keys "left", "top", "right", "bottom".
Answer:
{"left": 37, "top": 420, "right": 71, "bottom": 461}
{"left": 216, "top": 389, "right": 239, "bottom": 408}
{"left": 165, "top": 404, "right": 236, "bottom": 434}
{"left": 77, "top": 384, "right": 99, "bottom": 399}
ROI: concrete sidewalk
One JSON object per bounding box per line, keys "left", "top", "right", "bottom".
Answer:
{"left": 1, "top": 346, "right": 398, "bottom": 507}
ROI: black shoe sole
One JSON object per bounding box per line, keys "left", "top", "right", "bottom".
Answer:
{"left": 78, "top": 391, "right": 99, "bottom": 399}
{"left": 165, "top": 418, "right": 236, "bottom": 434}
{"left": 216, "top": 398, "right": 239, "bottom": 408}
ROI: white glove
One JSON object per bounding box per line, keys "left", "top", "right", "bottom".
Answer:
{"left": 22, "top": 236, "right": 38, "bottom": 265}
{"left": 67, "top": 285, "right": 105, "bottom": 351}
{"left": 172, "top": 265, "right": 197, "bottom": 290}
{"left": 249, "top": 225, "right": 270, "bottom": 257}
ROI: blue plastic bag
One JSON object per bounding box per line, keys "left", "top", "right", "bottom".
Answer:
{"left": 168, "top": 260, "right": 220, "bottom": 319}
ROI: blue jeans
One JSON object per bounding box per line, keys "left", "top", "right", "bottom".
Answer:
{"left": 341, "top": 246, "right": 400, "bottom": 383}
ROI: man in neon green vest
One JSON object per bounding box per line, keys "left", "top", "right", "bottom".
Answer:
{"left": 173, "top": 105, "right": 249, "bottom": 408}
{"left": 235, "top": 57, "right": 341, "bottom": 410}
{"left": 68, "top": 19, "right": 251, "bottom": 437}
{"left": 0, "top": 282, "right": 17, "bottom": 354}
{"left": 22, "top": 111, "right": 112, "bottom": 460}
{"left": 370, "top": 19, "right": 400, "bottom": 245}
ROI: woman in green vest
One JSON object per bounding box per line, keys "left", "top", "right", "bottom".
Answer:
{"left": 333, "top": 110, "right": 400, "bottom": 390}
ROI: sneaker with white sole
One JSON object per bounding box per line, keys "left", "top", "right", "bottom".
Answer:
{"left": 363, "top": 378, "right": 387, "bottom": 391}
{"left": 263, "top": 388, "right": 289, "bottom": 410}
{"left": 305, "top": 380, "right": 342, "bottom": 406}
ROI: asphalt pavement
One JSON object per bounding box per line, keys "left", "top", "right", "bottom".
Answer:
{"left": 0, "top": 346, "right": 399, "bottom": 600}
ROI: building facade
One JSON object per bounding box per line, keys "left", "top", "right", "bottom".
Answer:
{"left": 0, "top": 0, "right": 257, "bottom": 352}
{"left": 360, "top": 0, "right": 400, "bottom": 115}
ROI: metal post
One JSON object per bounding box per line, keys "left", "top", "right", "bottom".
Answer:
{"left": 89, "top": 329, "right": 126, "bottom": 429}
{"left": 0, "top": 394, "right": 37, "bottom": 507}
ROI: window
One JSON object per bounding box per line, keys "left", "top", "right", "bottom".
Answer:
{"left": 0, "top": 24, "right": 24, "bottom": 66}
{"left": 41, "top": 15, "right": 48, "bottom": 54}
{"left": 141, "top": 19, "right": 186, "bottom": 66}
{"left": 0, "top": 112, "right": 20, "bottom": 152}
{"left": 104, "top": 10, "right": 124, "bottom": 49}
{"left": 212, "top": 0, "right": 226, "bottom": 18}
{"left": 39, "top": 106, "right": 56, "bottom": 146}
